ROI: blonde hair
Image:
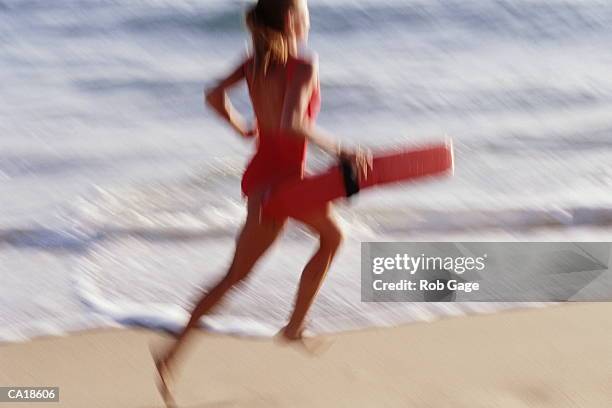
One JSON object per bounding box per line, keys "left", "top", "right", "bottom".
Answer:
{"left": 245, "top": 0, "right": 296, "bottom": 78}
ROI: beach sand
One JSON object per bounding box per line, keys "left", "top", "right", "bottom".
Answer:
{"left": 0, "top": 302, "right": 610, "bottom": 408}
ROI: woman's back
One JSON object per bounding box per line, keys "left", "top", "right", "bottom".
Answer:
{"left": 244, "top": 55, "right": 319, "bottom": 135}
{"left": 241, "top": 55, "right": 319, "bottom": 197}
{"left": 245, "top": 60, "right": 288, "bottom": 134}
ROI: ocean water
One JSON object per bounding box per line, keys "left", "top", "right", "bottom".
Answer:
{"left": 2, "top": 0, "right": 612, "bottom": 342}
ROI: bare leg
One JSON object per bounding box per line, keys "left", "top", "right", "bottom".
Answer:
{"left": 282, "top": 204, "right": 343, "bottom": 340}
{"left": 154, "top": 190, "right": 285, "bottom": 396}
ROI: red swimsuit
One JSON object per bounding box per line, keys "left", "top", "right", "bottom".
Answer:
{"left": 241, "top": 56, "right": 321, "bottom": 198}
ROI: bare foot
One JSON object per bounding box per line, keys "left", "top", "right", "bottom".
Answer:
{"left": 151, "top": 348, "right": 177, "bottom": 408}
{"left": 275, "top": 327, "right": 333, "bottom": 356}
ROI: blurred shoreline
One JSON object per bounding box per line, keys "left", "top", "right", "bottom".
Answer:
{"left": 1, "top": 302, "right": 610, "bottom": 407}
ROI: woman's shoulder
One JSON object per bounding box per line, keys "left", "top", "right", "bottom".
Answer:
{"left": 290, "top": 46, "right": 319, "bottom": 80}
{"left": 295, "top": 45, "right": 319, "bottom": 66}
{"left": 241, "top": 54, "right": 255, "bottom": 72}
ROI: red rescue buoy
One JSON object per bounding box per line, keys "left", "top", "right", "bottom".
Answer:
{"left": 261, "top": 140, "right": 454, "bottom": 219}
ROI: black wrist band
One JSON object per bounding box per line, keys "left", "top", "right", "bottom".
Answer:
{"left": 339, "top": 158, "right": 360, "bottom": 197}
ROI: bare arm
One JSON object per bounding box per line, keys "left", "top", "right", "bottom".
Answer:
{"left": 279, "top": 61, "right": 341, "bottom": 155}
{"left": 205, "top": 59, "right": 254, "bottom": 138}
{"left": 280, "top": 60, "right": 372, "bottom": 177}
